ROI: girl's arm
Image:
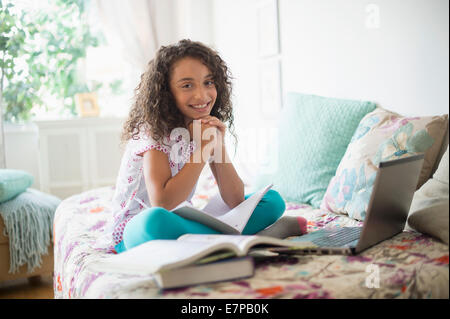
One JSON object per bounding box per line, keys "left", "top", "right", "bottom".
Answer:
{"left": 142, "top": 121, "right": 216, "bottom": 211}
{"left": 200, "top": 116, "right": 245, "bottom": 208}
{"left": 143, "top": 147, "right": 207, "bottom": 211}
{"left": 209, "top": 143, "right": 245, "bottom": 209}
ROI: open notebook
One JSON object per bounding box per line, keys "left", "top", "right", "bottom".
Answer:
{"left": 171, "top": 184, "right": 273, "bottom": 234}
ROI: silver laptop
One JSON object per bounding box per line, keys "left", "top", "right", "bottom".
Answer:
{"left": 281, "top": 154, "right": 425, "bottom": 255}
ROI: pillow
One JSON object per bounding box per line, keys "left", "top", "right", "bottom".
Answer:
{"left": 321, "top": 108, "right": 448, "bottom": 220}
{"left": 0, "top": 169, "right": 34, "bottom": 203}
{"left": 253, "top": 92, "right": 376, "bottom": 207}
{"left": 432, "top": 145, "right": 449, "bottom": 185}
{"left": 406, "top": 146, "right": 449, "bottom": 244}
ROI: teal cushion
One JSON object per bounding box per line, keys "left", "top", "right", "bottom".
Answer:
{"left": 253, "top": 92, "right": 376, "bottom": 207}
{"left": 0, "top": 169, "right": 34, "bottom": 203}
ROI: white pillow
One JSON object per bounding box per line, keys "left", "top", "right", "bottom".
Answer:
{"left": 406, "top": 146, "right": 449, "bottom": 244}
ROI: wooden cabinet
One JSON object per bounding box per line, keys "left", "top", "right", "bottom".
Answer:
{"left": 35, "top": 117, "right": 125, "bottom": 199}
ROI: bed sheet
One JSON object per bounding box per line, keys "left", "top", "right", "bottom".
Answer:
{"left": 53, "top": 172, "right": 449, "bottom": 299}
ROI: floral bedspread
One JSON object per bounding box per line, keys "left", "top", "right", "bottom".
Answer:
{"left": 53, "top": 170, "right": 449, "bottom": 299}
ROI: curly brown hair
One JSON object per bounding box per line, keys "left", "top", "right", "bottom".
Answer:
{"left": 122, "top": 39, "right": 237, "bottom": 150}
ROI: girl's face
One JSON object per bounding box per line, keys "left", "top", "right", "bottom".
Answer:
{"left": 169, "top": 57, "right": 217, "bottom": 125}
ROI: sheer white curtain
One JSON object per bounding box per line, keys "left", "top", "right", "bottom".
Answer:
{"left": 0, "top": 99, "right": 5, "bottom": 168}
{"left": 93, "top": 0, "right": 160, "bottom": 72}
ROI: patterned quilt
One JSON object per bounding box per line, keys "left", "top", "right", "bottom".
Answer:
{"left": 53, "top": 170, "right": 449, "bottom": 299}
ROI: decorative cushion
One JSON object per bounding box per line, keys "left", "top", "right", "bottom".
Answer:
{"left": 432, "top": 145, "right": 449, "bottom": 184}
{"left": 253, "top": 92, "right": 376, "bottom": 208}
{"left": 0, "top": 169, "right": 34, "bottom": 203}
{"left": 406, "top": 146, "right": 449, "bottom": 244}
{"left": 320, "top": 108, "right": 448, "bottom": 220}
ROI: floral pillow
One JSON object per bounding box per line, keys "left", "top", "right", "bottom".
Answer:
{"left": 320, "top": 107, "right": 448, "bottom": 220}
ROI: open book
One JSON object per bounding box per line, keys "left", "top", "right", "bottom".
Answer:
{"left": 171, "top": 184, "right": 273, "bottom": 234}
{"left": 91, "top": 234, "right": 316, "bottom": 276}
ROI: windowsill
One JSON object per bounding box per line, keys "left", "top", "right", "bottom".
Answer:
{"left": 33, "top": 116, "right": 126, "bottom": 129}
{"left": 33, "top": 115, "right": 126, "bottom": 122}
{"left": 4, "top": 116, "right": 126, "bottom": 132}
{"left": 4, "top": 122, "right": 39, "bottom": 134}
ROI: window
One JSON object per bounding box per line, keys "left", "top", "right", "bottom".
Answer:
{"left": 2, "top": 0, "right": 138, "bottom": 122}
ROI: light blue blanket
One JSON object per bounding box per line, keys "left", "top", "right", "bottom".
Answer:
{"left": 0, "top": 188, "right": 61, "bottom": 274}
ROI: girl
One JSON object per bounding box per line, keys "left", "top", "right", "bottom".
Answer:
{"left": 108, "top": 39, "right": 306, "bottom": 254}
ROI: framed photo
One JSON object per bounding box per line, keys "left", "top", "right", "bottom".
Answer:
{"left": 257, "top": 0, "right": 280, "bottom": 57}
{"left": 75, "top": 92, "right": 100, "bottom": 117}
{"left": 258, "top": 58, "right": 282, "bottom": 118}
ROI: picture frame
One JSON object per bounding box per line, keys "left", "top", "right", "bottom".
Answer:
{"left": 257, "top": 0, "right": 280, "bottom": 58}
{"left": 258, "top": 58, "right": 282, "bottom": 118}
{"left": 75, "top": 92, "right": 100, "bottom": 117}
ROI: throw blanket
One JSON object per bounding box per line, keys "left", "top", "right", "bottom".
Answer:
{"left": 0, "top": 188, "right": 61, "bottom": 273}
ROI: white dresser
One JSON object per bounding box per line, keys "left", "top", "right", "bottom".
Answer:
{"left": 35, "top": 117, "right": 125, "bottom": 199}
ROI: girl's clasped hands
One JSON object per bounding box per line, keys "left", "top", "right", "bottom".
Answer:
{"left": 187, "top": 115, "right": 227, "bottom": 162}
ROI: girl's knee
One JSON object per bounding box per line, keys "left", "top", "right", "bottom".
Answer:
{"left": 124, "top": 207, "right": 173, "bottom": 246}
{"left": 140, "top": 207, "right": 171, "bottom": 227}
{"left": 140, "top": 207, "right": 175, "bottom": 238}
{"left": 243, "top": 190, "right": 286, "bottom": 235}
{"left": 264, "top": 189, "right": 286, "bottom": 221}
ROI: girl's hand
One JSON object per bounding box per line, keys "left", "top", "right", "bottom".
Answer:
{"left": 199, "top": 116, "right": 227, "bottom": 162}
{"left": 187, "top": 120, "right": 218, "bottom": 159}
{"left": 200, "top": 116, "right": 226, "bottom": 143}
{"left": 187, "top": 120, "right": 217, "bottom": 142}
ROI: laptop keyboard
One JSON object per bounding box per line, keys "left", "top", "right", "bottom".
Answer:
{"left": 313, "top": 227, "right": 362, "bottom": 247}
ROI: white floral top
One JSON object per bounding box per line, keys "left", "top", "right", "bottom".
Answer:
{"left": 98, "top": 129, "right": 198, "bottom": 251}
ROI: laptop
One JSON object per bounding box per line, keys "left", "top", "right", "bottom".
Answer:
{"left": 278, "top": 154, "right": 425, "bottom": 255}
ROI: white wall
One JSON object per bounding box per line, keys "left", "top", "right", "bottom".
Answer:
{"left": 151, "top": 0, "right": 178, "bottom": 46}
{"left": 279, "top": 0, "right": 449, "bottom": 116}
{"left": 174, "top": 0, "right": 214, "bottom": 46}
{"left": 212, "top": 0, "right": 261, "bottom": 125}
{"left": 211, "top": 0, "right": 266, "bottom": 183}
{"left": 210, "top": 0, "right": 449, "bottom": 118}
{"left": 207, "top": 0, "right": 449, "bottom": 183}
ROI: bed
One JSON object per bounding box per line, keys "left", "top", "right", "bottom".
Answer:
{"left": 53, "top": 168, "right": 449, "bottom": 299}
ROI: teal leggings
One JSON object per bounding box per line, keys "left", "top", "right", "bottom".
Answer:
{"left": 115, "top": 189, "right": 285, "bottom": 253}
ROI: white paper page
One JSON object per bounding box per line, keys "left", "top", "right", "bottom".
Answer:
{"left": 180, "top": 234, "right": 258, "bottom": 253}
{"left": 217, "top": 184, "right": 272, "bottom": 233}
{"left": 202, "top": 193, "right": 231, "bottom": 217}
{"left": 180, "top": 234, "right": 318, "bottom": 253}
{"left": 172, "top": 206, "right": 240, "bottom": 234}
{"left": 172, "top": 184, "right": 272, "bottom": 234}
{"left": 173, "top": 200, "right": 193, "bottom": 211}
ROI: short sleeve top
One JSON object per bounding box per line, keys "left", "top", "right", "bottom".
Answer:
{"left": 100, "top": 128, "right": 198, "bottom": 251}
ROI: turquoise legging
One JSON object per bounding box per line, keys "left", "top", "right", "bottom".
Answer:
{"left": 115, "top": 189, "right": 285, "bottom": 253}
